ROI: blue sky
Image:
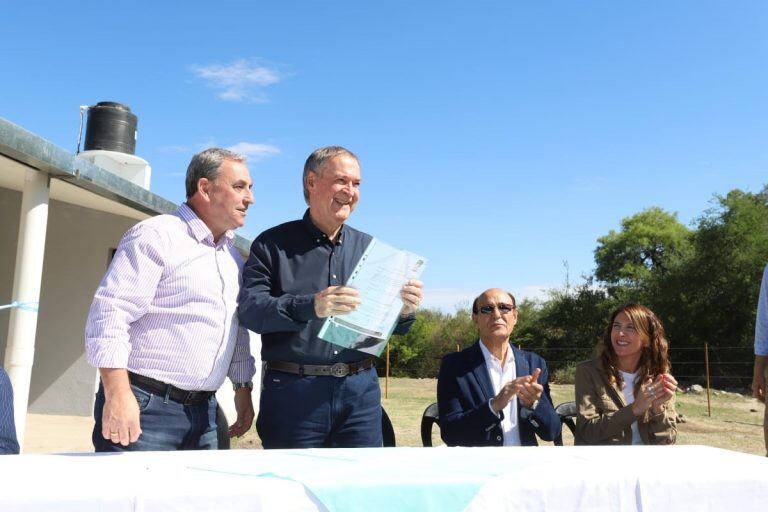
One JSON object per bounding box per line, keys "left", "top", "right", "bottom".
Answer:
{"left": 2, "top": 1, "right": 767, "bottom": 311}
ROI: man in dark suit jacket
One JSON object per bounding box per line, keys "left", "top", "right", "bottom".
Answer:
{"left": 437, "top": 288, "right": 560, "bottom": 446}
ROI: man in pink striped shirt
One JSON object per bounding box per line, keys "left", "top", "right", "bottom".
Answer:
{"left": 85, "top": 148, "right": 256, "bottom": 451}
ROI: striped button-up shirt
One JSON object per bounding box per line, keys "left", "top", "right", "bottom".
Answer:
{"left": 755, "top": 264, "right": 768, "bottom": 356}
{"left": 0, "top": 368, "right": 19, "bottom": 454}
{"left": 85, "top": 204, "right": 255, "bottom": 391}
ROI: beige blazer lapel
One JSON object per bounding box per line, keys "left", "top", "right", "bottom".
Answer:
{"left": 600, "top": 369, "right": 628, "bottom": 408}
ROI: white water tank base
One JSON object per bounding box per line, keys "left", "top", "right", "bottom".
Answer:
{"left": 77, "top": 150, "right": 152, "bottom": 190}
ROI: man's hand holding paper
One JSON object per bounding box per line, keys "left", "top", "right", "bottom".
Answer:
{"left": 317, "top": 238, "right": 427, "bottom": 356}
{"left": 400, "top": 279, "right": 424, "bottom": 317}
{"left": 314, "top": 286, "right": 361, "bottom": 318}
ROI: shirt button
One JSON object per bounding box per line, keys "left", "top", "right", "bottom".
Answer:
{"left": 334, "top": 350, "right": 339, "bottom": 355}
{"left": 496, "top": 436, "right": 502, "bottom": 442}
{"left": 332, "top": 274, "right": 337, "bottom": 279}
{"left": 316, "top": 239, "right": 320, "bottom": 243}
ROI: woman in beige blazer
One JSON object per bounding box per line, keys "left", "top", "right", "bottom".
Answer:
{"left": 575, "top": 303, "right": 677, "bottom": 445}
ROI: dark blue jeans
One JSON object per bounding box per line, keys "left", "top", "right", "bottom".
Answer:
{"left": 92, "top": 383, "right": 218, "bottom": 452}
{"left": 257, "top": 367, "right": 382, "bottom": 449}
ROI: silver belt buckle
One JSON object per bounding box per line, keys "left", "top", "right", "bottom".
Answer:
{"left": 330, "top": 363, "right": 349, "bottom": 377}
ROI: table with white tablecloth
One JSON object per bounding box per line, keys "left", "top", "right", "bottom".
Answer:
{"left": 0, "top": 445, "right": 766, "bottom": 512}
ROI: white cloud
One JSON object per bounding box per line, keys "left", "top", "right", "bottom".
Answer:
{"left": 226, "top": 142, "right": 281, "bottom": 161}
{"left": 191, "top": 58, "right": 282, "bottom": 102}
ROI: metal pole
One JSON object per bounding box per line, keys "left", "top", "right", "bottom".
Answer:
{"left": 704, "top": 342, "right": 712, "bottom": 418}
{"left": 3, "top": 168, "right": 50, "bottom": 451}
{"left": 385, "top": 344, "right": 390, "bottom": 399}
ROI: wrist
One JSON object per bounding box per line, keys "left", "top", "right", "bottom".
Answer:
{"left": 233, "top": 381, "right": 254, "bottom": 391}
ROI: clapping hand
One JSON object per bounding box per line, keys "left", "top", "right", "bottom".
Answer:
{"left": 633, "top": 373, "right": 677, "bottom": 416}
{"left": 491, "top": 368, "right": 543, "bottom": 412}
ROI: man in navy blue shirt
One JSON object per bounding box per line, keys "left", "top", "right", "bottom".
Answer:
{"left": 238, "top": 146, "right": 423, "bottom": 448}
{"left": 0, "top": 368, "right": 20, "bottom": 454}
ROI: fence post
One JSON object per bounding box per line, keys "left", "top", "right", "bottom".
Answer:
{"left": 385, "top": 344, "right": 390, "bottom": 399}
{"left": 704, "top": 342, "right": 711, "bottom": 417}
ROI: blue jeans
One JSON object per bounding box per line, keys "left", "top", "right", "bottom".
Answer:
{"left": 257, "top": 367, "right": 382, "bottom": 449}
{"left": 92, "top": 383, "right": 218, "bottom": 452}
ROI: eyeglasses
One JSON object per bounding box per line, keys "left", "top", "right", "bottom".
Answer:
{"left": 477, "top": 303, "right": 516, "bottom": 315}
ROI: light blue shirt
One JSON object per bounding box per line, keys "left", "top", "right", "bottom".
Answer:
{"left": 754, "top": 265, "right": 768, "bottom": 356}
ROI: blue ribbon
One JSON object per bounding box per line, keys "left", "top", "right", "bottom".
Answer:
{"left": 0, "top": 301, "right": 39, "bottom": 313}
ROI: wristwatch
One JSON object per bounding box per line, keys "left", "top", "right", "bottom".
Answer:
{"left": 232, "top": 381, "right": 254, "bottom": 391}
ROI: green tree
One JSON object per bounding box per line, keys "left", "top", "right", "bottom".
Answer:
{"left": 660, "top": 188, "right": 768, "bottom": 385}
{"left": 594, "top": 207, "right": 692, "bottom": 290}
{"left": 514, "top": 279, "right": 617, "bottom": 381}
{"left": 388, "top": 308, "right": 476, "bottom": 378}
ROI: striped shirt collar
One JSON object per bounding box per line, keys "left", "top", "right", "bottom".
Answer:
{"left": 176, "top": 203, "right": 234, "bottom": 247}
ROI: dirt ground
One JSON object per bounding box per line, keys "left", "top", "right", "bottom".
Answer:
{"left": 20, "top": 380, "right": 768, "bottom": 456}
{"left": 23, "top": 414, "right": 94, "bottom": 453}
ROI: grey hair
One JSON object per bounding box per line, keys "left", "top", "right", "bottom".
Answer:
{"left": 302, "top": 146, "right": 359, "bottom": 204}
{"left": 185, "top": 148, "right": 246, "bottom": 199}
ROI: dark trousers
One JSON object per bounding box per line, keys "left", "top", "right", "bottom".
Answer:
{"left": 257, "top": 366, "right": 382, "bottom": 448}
{"left": 92, "top": 383, "right": 218, "bottom": 452}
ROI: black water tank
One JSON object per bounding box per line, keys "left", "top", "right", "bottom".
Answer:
{"left": 83, "top": 101, "right": 138, "bottom": 155}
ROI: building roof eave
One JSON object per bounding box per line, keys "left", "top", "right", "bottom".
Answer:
{"left": 0, "top": 117, "right": 252, "bottom": 254}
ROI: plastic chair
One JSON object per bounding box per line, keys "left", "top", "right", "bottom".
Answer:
{"left": 382, "top": 407, "right": 396, "bottom": 447}
{"left": 420, "top": 402, "right": 440, "bottom": 447}
{"left": 554, "top": 400, "right": 577, "bottom": 446}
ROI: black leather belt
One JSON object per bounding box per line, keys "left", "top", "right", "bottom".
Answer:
{"left": 265, "top": 358, "right": 376, "bottom": 378}
{"left": 128, "top": 371, "right": 215, "bottom": 405}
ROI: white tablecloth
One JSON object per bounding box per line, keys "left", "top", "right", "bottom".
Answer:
{"left": 0, "top": 446, "right": 766, "bottom": 512}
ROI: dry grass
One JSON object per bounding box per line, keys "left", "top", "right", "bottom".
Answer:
{"left": 234, "top": 378, "right": 767, "bottom": 454}
{"left": 379, "top": 378, "right": 767, "bottom": 454}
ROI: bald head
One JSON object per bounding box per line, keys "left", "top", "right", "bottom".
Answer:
{"left": 471, "top": 288, "right": 517, "bottom": 315}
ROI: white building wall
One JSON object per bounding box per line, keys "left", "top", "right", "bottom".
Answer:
{"left": 0, "top": 186, "right": 138, "bottom": 415}
{"left": 30, "top": 197, "right": 139, "bottom": 415}
{"left": 0, "top": 187, "right": 21, "bottom": 370}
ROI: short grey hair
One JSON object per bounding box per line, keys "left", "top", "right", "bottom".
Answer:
{"left": 185, "top": 148, "right": 246, "bottom": 199}
{"left": 302, "top": 146, "right": 359, "bottom": 204}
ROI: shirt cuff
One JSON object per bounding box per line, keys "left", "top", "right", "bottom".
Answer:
{"left": 487, "top": 399, "right": 502, "bottom": 419}
{"left": 85, "top": 339, "right": 131, "bottom": 369}
{"left": 290, "top": 294, "right": 317, "bottom": 322}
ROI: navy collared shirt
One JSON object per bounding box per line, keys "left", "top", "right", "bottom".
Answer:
{"left": 238, "top": 210, "right": 415, "bottom": 364}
